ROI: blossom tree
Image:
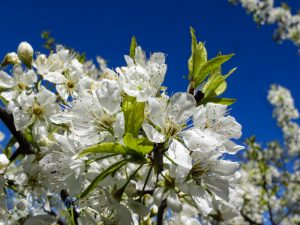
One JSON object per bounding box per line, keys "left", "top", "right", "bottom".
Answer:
{"left": 0, "top": 28, "right": 244, "bottom": 225}
{"left": 229, "top": 85, "right": 300, "bottom": 225}
{"left": 230, "top": 0, "right": 300, "bottom": 53}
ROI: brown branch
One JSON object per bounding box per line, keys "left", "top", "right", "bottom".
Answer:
{"left": 240, "top": 209, "right": 262, "bottom": 225}
{"left": 137, "top": 189, "right": 154, "bottom": 196}
{"left": 0, "top": 107, "right": 34, "bottom": 160}
{"left": 157, "top": 199, "right": 167, "bottom": 225}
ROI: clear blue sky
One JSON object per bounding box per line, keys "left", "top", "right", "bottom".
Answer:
{"left": 1, "top": 0, "right": 300, "bottom": 145}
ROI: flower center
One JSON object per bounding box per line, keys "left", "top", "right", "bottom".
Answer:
{"left": 165, "top": 119, "right": 182, "bottom": 137}
{"left": 190, "top": 161, "right": 209, "bottom": 179}
{"left": 164, "top": 176, "right": 175, "bottom": 188}
{"left": 32, "top": 106, "right": 44, "bottom": 117}
{"left": 17, "top": 82, "right": 27, "bottom": 90}
{"left": 67, "top": 80, "right": 75, "bottom": 90}
{"left": 94, "top": 112, "right": 115, "bottom": 133}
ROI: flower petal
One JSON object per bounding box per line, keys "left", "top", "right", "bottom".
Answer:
{"left": 0, "top": 71, "right": 14, "bottom": 88}
{"left": 142, "top": 123, "right": 165, "bottom": 143}
{"left": 167, "top": 190, "right": 182, "bottom": 212}
{"left": 182, "top": 129, "right": 226, "bottom": 152}
{"left": 96, "top": 79, "right": 121, "bottom": 114}
{"left": 167, "top": 92, "right": 196, "bottom": 123}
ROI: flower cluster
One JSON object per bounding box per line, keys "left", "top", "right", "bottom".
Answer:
{"left": 268, "top": 85, "right": 300, "bottom": 156}
{"left": 231, "top": 85, "right": 300, "bottom": 225}
{"left": 231, "top": 0, "right": 300, "bottom": 52}
{"left": 0, "top": 29, "right": 243, "bottom": 225}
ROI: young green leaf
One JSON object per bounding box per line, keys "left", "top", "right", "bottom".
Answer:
{"left": 188, "top": 27, "right": 207, "bottom": 81}
{"left": 194, "top": 53, "right": 234, "bottom": 88}
{"left": 77, "top": 52, "right": 86, "bottom": 64}
{"left": 123, "top": 133, "right": 154, "bottom": 155}
{"left": 78, "top": 142, "right": 127, "bottom": 158}
{"left": 201, "top": 97, "right": 236, "bottom": 106}
{"left": 202, "top": 67, "right": 236, "bottom": 98}
{"left": 214, "top": 80, "right": 227, "bottom": 97}
{"left": 122, "top": 96, "right": 145, "bottom": 137}
{"left": 129, "top": 36, "right": 138, "bottom": 59}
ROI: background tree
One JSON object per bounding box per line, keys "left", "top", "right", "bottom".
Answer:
{"left": 230, "top": 0, "right": 300, "bottom": 54}
{"left": 231, "top": 85, "right": 300, "bottom": 225}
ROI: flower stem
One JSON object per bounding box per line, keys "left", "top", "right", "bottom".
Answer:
{"left": 139, "top": 165, "right": 153, "bottom": 200}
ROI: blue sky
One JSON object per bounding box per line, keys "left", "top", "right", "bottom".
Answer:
{"left": 1, "top": 0, "right": 300, "bottom": 145}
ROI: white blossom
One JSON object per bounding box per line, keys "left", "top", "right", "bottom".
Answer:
{"left": 10, "top": 86, "right": 58, "bottom": 140}
{"left": 0, "top": 65, "right": 37, "bottom": 101}
{"left": 117, "top": 46, "right": 167, "bottom": 102}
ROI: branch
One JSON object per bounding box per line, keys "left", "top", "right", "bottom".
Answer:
{"left": 60, "top": 190, "right": 80, "bottom": 225}
{"left": 240, "top": 209, "right": 262, "bottom": 225}
{"left": 262, "top": 174, "right": 277, "bottom": 225}
{"left": 0, "top": 107, "right": 34, "bottom": 160}
{"left": 136, "top": 189, "right": 154, "bottom": 196}
{"left": 157, "top": 199, "right": 167, "bottom": 225}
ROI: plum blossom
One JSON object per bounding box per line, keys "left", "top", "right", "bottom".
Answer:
{"left": 51, "top": 79, "right": 124, "bottom": 145}
{"left": 142, "top": 92, "right": 196, "bottom": 143}
{"left": 0, "top": 65, "right": 37, "bottom": 101}
{"left": 39, "top": 134, "right": 85, "bottom": 195}
{"left": 9, "top": 86, "right": 58, "bottom": 140}
{"left": 182, "top": 103, "right": 244, "bottom": 154}
{"left": 117, "top": 46, "right": 167, "bottom": 102}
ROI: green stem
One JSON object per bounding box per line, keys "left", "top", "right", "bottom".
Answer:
{"left": 139, "top": 165, "right": 153, "bottom": 200}
{"left": 85, "top": 153, "right": 120, "bottom": 165}
{"left": 113, "top": 163, "right": 144, "bottom": 201}
{"left": 163, "top": 152, "right": 177, "bottom": 165}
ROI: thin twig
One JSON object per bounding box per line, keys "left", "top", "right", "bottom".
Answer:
{"left": 139, "top": 165, "right": 153, "bottom": 200}
{"left": 262, "top": 174, "right": 277, "bottom": 225}
{"left": 240, "top": 209, "right": 262, "bottom": 225}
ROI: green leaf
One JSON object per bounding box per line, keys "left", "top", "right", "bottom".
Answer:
{"left": 187, "top": 28, "right": 235, "bottom": 95}
{"left": 80, "top": 159, "right": 128, "bottom": 198}
{"left": 24, "top": 130, "right": 34, "bottom": 144}
{"left": 77, "top": 52, "right": 86, "bottom": 64}
{"left": 130, "top": 36, "right": 138, "bottom": 59}
{"left": 188, "top": 27, "right": 207, "bottom": 81}
{"left": 41, "top": 31, "right": 55, "bottom": 51}
{"left": 78, "top": 142, "right": 126, "bottom": 158}
{"left": 214, "top": 81, "right": 227, "bottom": 96}
{"left": 202, "top": 67, "right": 236, "bottom": 98}
{"left": 202, "top": 97, "right": 236, "bottom": 106}
{"left": 122, "top": 96, "right": 145, "bottom": 137}
{"left": 123, "top": 133, "right": 154, "bottom": 155}
{"left": 113, "top": 163, "right": 144, "bottom": 200}
{"left": 194, "top": 53, "right": 234, "bottom": 88}
{"left": 41, "top": 31, "right": 50, "bottom": 39}
{"left": 0, "top": 95, "right": 8, "bottom": 105}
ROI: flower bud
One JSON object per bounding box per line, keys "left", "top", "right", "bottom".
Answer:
{"left": 35, "top": 54, "right": 47, "bottom": 66}
{"left": 1, "top": 52, "right": 21, "bottom": 66}
{"left": 150, "top": 205, "right": 158, "bottom": 216}
{"left": 0, "top": 154, "right": 9, "bottom": 174}
{"left": 17, "top": 42, "right": 34, "bottom": 67}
